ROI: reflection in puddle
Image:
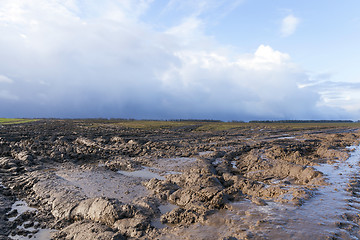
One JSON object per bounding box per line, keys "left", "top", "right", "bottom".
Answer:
{"left": 7, "top": 201, "right": 56, "bottom": 240}
{"left": 118, "top": 167, "right": 166, "bottom": 180}
{"left": 231, "top": 161, "right": 237, "bottom": 169}
{"left": 199, "top": 151, "right": 214, "bottom": 156}
{"left": 151, "top": 203, "right": 178, "bottom": 229}
{"left": 169, "top": 145, "right": 360, "bottom": 239}
{"left": 152, "top": 157, "right": 197, "bottom": 174}
{"left": 165, "top": 171, "right": 182, "bottom": 175}
{"left": 8, "top": 200, "right": 37, "bottom": 222}
{"left": 9, "top": 228, "right": 56, "bottom": 240}
{"left": 277, "top": 136, "right": 296, "bottom": 140}
{"left": 159, "top": 203, "right": 177, "bottom": 214}
{"left": 212, "top": 158, "right": 223, "bottom": 166}
{"left": 165, "top": 157, "right": 197, "bottom": 164}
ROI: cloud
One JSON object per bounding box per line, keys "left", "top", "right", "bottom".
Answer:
{"left": 236, "top": 45, "right": 291, "bottom": 71}
{"left": 164, "top": 0, "right": 243, "bottom": 17}
{"left": 0, "top": 90, "right": 18, "bottom": 100}
{"left": 0, "top": 1, "right": 356, "bottom": 120}
{"left": 158, "top": 44, "right": 338, "bottom": 120}
{"left": 0, "top": 75, "right": 13, "bottom": 83}
{"left": 281, "top": 14, "right": 300, "bottom": 37}
{"left": 301, "top": 80, "right": 360, "bottom": 117}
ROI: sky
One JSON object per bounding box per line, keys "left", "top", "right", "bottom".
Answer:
{"left": 0, "top": 0, "right": 360, "bottom": 121}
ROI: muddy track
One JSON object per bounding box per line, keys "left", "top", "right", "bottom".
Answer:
{"left": 0, "top": 120, "right": 360, "bottom": 239}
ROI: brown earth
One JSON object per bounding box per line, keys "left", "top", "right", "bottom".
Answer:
{"left": 0, "top": 120, "right": 360, "bottom": 239}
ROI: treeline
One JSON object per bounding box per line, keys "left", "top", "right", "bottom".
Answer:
{"left": 169, "top": 119, "right": 222, "bottom": 122}
{"left": 249, "top": 120, "right": 354, "bottom": 123}
{"left": 52, "top": 118, "right": 360, "bottom": 123}
{"left": 82, "top": 118, "right": 223, "bottom": 123}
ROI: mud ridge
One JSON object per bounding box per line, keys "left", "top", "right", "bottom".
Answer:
{"left": 0, "top": 120, "right": 359, "bottom": 239}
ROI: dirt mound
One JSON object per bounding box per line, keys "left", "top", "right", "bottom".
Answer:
{"left": 0, "top": 120, "right": 359, "bottom": 239}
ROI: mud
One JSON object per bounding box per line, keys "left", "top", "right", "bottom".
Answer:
{"left": 0, "top": 120, "right": 360, "bottom": 239}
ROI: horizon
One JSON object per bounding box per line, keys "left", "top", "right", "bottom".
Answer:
{"left": 1, "top": 1, "right": 360, "bottom": 121}
{"left": 1, "top": 117, "right": 359, "bottom": 123}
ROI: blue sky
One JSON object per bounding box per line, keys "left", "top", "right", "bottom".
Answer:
{"left": 0, "top": 0, "right": 360, "bottom": 121}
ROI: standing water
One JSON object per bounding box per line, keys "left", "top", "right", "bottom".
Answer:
{"left": 7, "top": 200, "right": 57, "bottom": 240}
{"left": 166, "top": 145, "right": 360, "bottom": 239}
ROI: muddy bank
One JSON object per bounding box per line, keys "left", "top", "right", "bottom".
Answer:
{"left": 0, "top": 120, "right": 360, "bottom": 239}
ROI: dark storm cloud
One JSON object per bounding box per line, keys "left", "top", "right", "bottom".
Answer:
{"left": 0, "top": 0, "right": 356, "bottom": 120}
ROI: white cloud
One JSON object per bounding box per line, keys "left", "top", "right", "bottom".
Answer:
{"left": 0, "top": 0, "right": 355, "bottom": 120}
{"left": 165, "top": 0, "right": 243, "bottom": 15}
{"left": 157, "top": 44, "right": 326, "bottom": 120}
{"left": 281, "top": 14, "right": 300, "bottom": 37}
{"left": 304, "top": 81, "right": 360, "bottom": 117}
{"left": 0, "top": 75, "right": 13, "bottom": 83}
{"left": 236, "top": 45, "right": 291, "bottom": 71}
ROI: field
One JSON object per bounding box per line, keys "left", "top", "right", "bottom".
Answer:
{"left": 1, "top": 119, "right": 360, "bottom": 239}
{"left": 82, "top": 118, "right": 360, "bottom": 131}
{"left": 0, "top": 118, "right": 38, "bottom": 125}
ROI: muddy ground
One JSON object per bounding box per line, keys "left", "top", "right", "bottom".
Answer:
{"left": 1, "top": 120, "right": 360, "bottom": 239}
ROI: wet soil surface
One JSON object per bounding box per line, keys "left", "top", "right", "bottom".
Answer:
{"left": 1, "top": 120, "right": 360, "bottom": 239}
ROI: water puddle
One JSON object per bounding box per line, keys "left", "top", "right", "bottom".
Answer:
{"left": 9, "top": 227, "right": 56, "bottom": 240}
{"left": 8, "top": 200, "right": 37, "bottom": 222}
{"left": 277, "top": 136, "right": 296, "bottom": 140}
{"left": 212, "top": 158, "right": 223, "bottom": 166}
{"left": 151, "top": 203, "right": 178, "bottom": 229}
{"left": 199, "top": 151, "right": 214, "bottom": 156}
{"left": 56, "top": 168, "right": 149, "bottom": 203}
{"left": 143, "top": 157, "right": 197, "bottom": 177}
{"left": 231, "top": 161, "right": 238, "bottom": 169}
{"left": 118, "top": 167, "right": 166, "bottom": 180}
{"left": 169, "top": 145, "right": 360, "bottom": 239}
{"left": 164, "top": 157, "right": 197, "bottom": 164}
{"left": 7, "top": 201, "right": 56, "bottom": 240}
{"left": 164, "top": 171, "right": 182, "bottom": 175}
{"left": 159, "top": 203, "right": 177, "bottom": 214}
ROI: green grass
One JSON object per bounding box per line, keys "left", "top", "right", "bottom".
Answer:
{"left": 103, "top": 120, "right": 201, "bottom": 129}
{"left": 102, "top": 120, "right": 360, "bottom": 131}
{"left": 0, "top": 118, "right": 39, "bottom": 125}
{"left": 195, "top": 122, "right": 250, "bottom": 131}
{"left": 4, "top": 118, "right": 357, "bottom": 131}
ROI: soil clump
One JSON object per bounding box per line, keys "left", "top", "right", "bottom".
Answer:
{"left": 0, "top": 120, "right": 360, "bottom": 239}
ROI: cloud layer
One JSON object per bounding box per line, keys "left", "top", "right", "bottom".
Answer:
{"left": 0, "top": 1, "right": 357, "bottom": 120}
{"left": 281, "top": 14, "right": 300, "bottom": 37}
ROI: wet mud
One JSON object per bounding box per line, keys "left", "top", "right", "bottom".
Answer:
{"left": 1, "top": 120, "right": 360, "bottom": 239}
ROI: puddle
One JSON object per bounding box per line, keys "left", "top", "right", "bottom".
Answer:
{"left": 159, "top": 203, "right": 177, "bottom": 215}
{"left": 8, "top": 200, "right": 37, "bottom": 221}
{"left": 277, "top": 136, "right": 296, "bottom": 140}
{"left": 7, "top": 201, "right": 56, "bottom": 240}
{"left": 56, "top": 168, "right": 149, "bottom": 203}
{"left": 231, "top": 161, "right": 237, "bottom": 169}
{"left": 151, "top": 203, "right": 178, "bottom": 229}
{"left": 212, "top": 158, "right": 223, "bottom": 166}
{"left": 220, "top": 146, "right": 234, "bottom": 150}
{"left": 165, "top": 157, "right": 197, "bottom": 164}
{"left": 199, "top": 151, "right": 214, "bottom": 156}
{"left": 164, "top": 171, "right": 182, "bottom": 175}
{"left": 118, "top": 167, "right": 166, "bottom": 180}
{"left": 150, "top": 157, "right": 197, "bottom": 174}
{"left": 9, "top": 227, "right": 56, "bottom": 240}
{"left": 166, "top": 145, "right": 360, "bottom": 239}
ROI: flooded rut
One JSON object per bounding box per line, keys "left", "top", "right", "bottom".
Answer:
{"left": 164, "top": 145, "right": 360, "bottom": 239}
{"left": 7, "top": 200, "right": 56, "bottom": 240}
